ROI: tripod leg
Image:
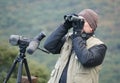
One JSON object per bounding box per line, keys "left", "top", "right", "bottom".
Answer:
{"left": 24, "top": 58, "right": 32, "bottom": 83}
{"left": 4, "top": 58, "right": 18, "bottom": 83}
{"left": 17, "top": 59, "right": 23, "bottom": 83}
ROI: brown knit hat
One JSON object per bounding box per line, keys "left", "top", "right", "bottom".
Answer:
{"left": 78, "top": 9, "right": 98, "bottom": 30}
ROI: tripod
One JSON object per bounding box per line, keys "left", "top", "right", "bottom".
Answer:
{"left": 4, "top": 42, "right": 32, "bottom": 83}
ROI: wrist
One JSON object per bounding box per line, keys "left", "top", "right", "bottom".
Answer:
{"left": 74, "top": 31, "right": 81, "bottom": 36}
{"left": 63, "top": 23, "right": 69, "bottom": 30}
{"left": 72, "top": 36, "right": 83, "bottom": 43}
{"left": 72, "top": 33, "right": 81, "bottom": 39}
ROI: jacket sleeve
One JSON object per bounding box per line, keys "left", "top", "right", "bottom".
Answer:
{"left": 44, "top": 24, "right": 68, "bottom": 54}
{"left": 72, "top": 37, "right": 107, "bottom": 68}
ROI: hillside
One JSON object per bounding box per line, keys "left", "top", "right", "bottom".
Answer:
{"left": 0, "top": 0, "right": 120, "bottom": 83}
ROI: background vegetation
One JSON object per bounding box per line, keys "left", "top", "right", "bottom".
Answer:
{"left": 0, "top": 0, "right": 120, "bottom": 83}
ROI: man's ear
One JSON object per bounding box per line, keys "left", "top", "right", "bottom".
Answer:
{"left": 90, "top": 28, "right": 94, "bottom": 32}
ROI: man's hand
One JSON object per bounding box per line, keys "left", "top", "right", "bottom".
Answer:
{"left": 63, "top": 20, "right": 72, "bottom": 30}
{"left": 73, "top": 17, "right": 85, "bottom": 33}
{"left": 63, "top": 13, "right": 78, "bottom": 30}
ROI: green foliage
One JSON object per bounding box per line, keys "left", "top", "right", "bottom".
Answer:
{"left": 0, "top": 43, "right": 17, "bottom": 71}
{"left": 22, "top": 60, "right": 49, "bottom": 83}
{"left": 0, "top": 43, "right": 17, "bottom": 83}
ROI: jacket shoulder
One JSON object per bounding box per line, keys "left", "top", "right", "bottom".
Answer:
{"left": 87, "top": 36, "right": 104, "bottom": 49}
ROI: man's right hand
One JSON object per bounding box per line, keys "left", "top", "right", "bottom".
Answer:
{"left": 63, "top": 20, "right": 72, "bottom": 29}
{"left": 63, "top": 20, "right": 72, "bottom": 30}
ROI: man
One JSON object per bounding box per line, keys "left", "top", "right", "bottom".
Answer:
{"left": 44, "top": 9, "right": 107, "bottom": 83}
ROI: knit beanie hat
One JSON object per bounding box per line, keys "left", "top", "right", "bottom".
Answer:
{"left": 78, "top": 9, "right": 98, "bottom": 30}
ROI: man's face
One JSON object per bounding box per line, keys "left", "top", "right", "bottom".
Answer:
{"left": 82, "top": 20, "right": 93, "bottom": 33}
